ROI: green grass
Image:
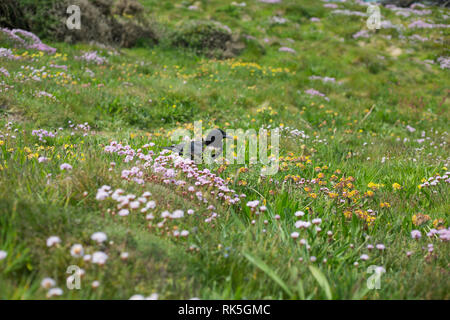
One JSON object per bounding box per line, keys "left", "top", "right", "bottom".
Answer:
{"left": 0, "top": 0, "right": 449, "bottom": 299}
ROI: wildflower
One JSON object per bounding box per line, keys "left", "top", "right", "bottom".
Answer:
{"left": 180, "top": 230, "right": 189, "bottom": 237}
{"left": 295, "top": 220, "right": 311, "bottom": 229}
{"left": 187, "top": 209, "right": 194, "bottom": 215}
{"left": 60, "top": 163, "right": 72, "bottom": 171}
{"left": 278, "top": 47, "right": 296, "bottom": 54}
{"left": 412, "top": 214, "right": 431, "bottom": 226}
{"left": 406, "top": 251, "right": 412, "bottom": 257}
{"left": 120, "top": 252, "right": 129, "bottom": 260}
{"left": 171, "top": 210, "right": 184, "bottom": 219}
{"left": 83, "top": 254, "right": 92, "bottom": 262}
{"left": 291, "top": 232, "right": 299, "bottom": 239}
{"left": 92, "top": 281, "right": 100, "bottom": 289}
{"left": 70, "top": 244, "right": 84, "bottom": 257}
{"left": 376, "top": 244, "right": 385, "bottom": 251}
{"left": 129, "top": 294, "right": 145, "bottom": 300}
{"left": 46, "top": 236, "right": 61, "bottom": 247}
{"left": 246, "top": 200, "right": 260, "bottom": 208}
{"left": 92, "top": 251, "right": 108, "bottom": 265}
{"left": 295, "top": 211, "right": 305, "bottom": 217}
{"left": 118, "top": 209, "right": 129, "bottom": 216}
{"left": 146, "top": 293, "right": 159, "bottom": 300}
{"left": 411, "top": 230, "right": 422, "bottom": 239}
{"left": 46, "top": 288, "right": 63, "bottom": 298}
{"left": 367, "top": 244, "right": 374, "bottom": 251}
{"left": 360, "top": 254, "right": 369, "bottom": 261}
{"left": 392, "top": 183, "right": 402, "bottom": 190}
{"left": 312, "top": 218, "right": 322, "bottom": 225}
{"left": 38, "top": 156, "right": 49, "bottom": 163}
{"left": 310, "top": 256, "right": 317, "bottom": 262}
{"left": 91, "top": 232, "right": 107, "bottom": 243}
{"left": 354, "top": 262, "right": 359, "bottom": 267}
{"left": 0, "top": 250, "right": 7, "bottom": 260}
{"left": 41, "top": 278, "right": 56, "bottom": 289}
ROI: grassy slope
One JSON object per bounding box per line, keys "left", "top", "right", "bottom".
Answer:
{"left": 0, "top": 0, "right": 449, "bottom": 299}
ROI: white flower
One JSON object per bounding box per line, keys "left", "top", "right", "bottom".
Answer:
{"left": 295, "top": 221, "right": 311, "bottom": 229}
{"left": 46, "top": 287, "right": 63, "bottom": 298}
{"left": 92, "top": 251, "right": 108, "bottom": 265}
{"left": 360, "top": 254, "right": 369, "bottom": 261}
{"left": 118, "top": 209, "right": 130, "bottom": 216}
{"left": 46, "top": 236, "right": 61, "bottom": 247}
{"left": 246, "top": 200, "right": 260, "bottom": 208}
{"left": 120, "top": 252, "right": 129, "bottom": 260}
{"left": 187, "top": 209, "right": 194, "bottom": 215}
{"left": 92, "top": 281, "right": 100, "bottom": 289}
{"left": 312, "top": 218, "right": 322, "bottom": 225}
{"left": 146, "top": 293, "right": 159, "bottom": 300}
{"left": 180, "top": 230, "right": 189, "bottom": 237}
{"left": 171, "top": 210, "right": 184, "bottom": 219}
{"left": 83, "top": 254, "right": 92, "bottom": 262}
{"left": 41, "top": 278, "right": 56, "bottom": 289}
{"left": 91, "top": 232, "right": 107, "bottom": 243}
{"left": 146, "top": 201, "right": 156, "bottom": 209}
{"left": 96, "top": 190, "right": 109, "bottom": 201}
{"left": 70, "top": 244, "right": 84, "bottom": 257}
{"left": 295, "top": 211, "right": 305, "bottom": 217}
{"left": 0, "top": 250, "right": 7, "bottom": 260}
{"left": 129, "top": 201, "right": 140, "bottom": 209}
{"left": 129, "top": 294, "right": 145, "bottom": 300}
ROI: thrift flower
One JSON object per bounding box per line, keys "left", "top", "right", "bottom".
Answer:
{"left": 46, "top": 236, "right": 61, "bottom": 247}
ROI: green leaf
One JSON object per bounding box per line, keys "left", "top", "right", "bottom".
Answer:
{"left": 244, "top": 252, "right": 293, "bottom": 297}
{"left": 309, "top": 265, "right": 332, "bottom": 299}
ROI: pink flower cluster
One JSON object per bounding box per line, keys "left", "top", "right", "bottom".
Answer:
{"left": 0, "top": 67, "right": 10, "bottom": 77}
{"left": 0, "top": 28, "right": 56, "bottom": 54}
{"left": 309, "top": 75, "right": 336, "bottom": 83}
{"left": 76, "top": 51, "right": 107, "bottom": 65}
{"left": 0, "top": 47, "right": 19, "bottom": 60}
{"left": 304, "top": 88, "right": 330, "bottom": 101}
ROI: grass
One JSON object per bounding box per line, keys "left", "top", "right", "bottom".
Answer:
{"left": 0, "top": 0, "right": 449, "bottom": 299}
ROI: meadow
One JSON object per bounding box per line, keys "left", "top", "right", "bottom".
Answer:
{"left": 0, "top": 0, "right": 449, "bottom": 299}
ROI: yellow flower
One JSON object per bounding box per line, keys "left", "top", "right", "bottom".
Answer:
{"left": 412, "top": 214, "right": 431, "bottom": 226}
{"left": 392, "top": 183, "right": 401, "bottom": 190}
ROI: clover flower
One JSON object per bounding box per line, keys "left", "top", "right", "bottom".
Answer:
{"left": 0, "top": 250, "right": 7, "bottom": 260}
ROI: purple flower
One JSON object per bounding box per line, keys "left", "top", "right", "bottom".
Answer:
{"left": 60, "top": 163, "right": 73, "bottom": 171}
{"left": 411, "top": 230, "right": 421, "bottom": 239}
{"left": 278, "top": 46, "right": 296, "bottom": 54}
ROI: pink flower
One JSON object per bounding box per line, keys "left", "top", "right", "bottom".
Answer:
{"left": 60, "top": 163, "right": 72, "bottom": 171}
{"left": 411, "top": 230, "right": 421, "bottom": 239}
